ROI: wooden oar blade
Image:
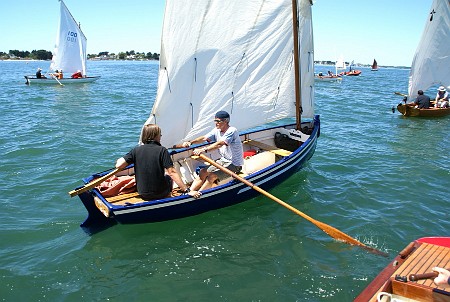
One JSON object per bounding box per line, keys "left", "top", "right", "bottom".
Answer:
{"left": 314, "top": 220, "right": 362, "bottom": 245}
{"left": 314, "top": 220, "right": 388, "bottom": 257}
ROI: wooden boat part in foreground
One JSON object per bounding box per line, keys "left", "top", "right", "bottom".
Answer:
{"left": 76, "top": 120, "right": 319, "bottom": 228}
{"left": 354, "top": 237, "right": 450, "bottom": 301}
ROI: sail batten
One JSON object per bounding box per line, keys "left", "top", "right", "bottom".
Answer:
{"left": 145, "top": 0, "right": 314, "bottom": 147}
{"left": 408, "top": 0, "right": 450, "bottom": 99}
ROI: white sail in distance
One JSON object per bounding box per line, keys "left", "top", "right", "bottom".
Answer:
{"left": 50, "top": 0, "right": 87, "bottom": 75}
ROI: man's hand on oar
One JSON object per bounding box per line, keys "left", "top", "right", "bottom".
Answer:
{"left": 196, "top": 154, "right": 387, "bottom": 256}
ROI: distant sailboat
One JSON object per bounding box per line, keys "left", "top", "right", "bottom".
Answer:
{"left": 335, "top": 56, "right": 346, "bottom": 73}
{"left": 24, "top": 0, "right": 100, "bottom": 85}
{"left": 396, "top": 0, "right": 450, "bottom": 117}
{"left": 371, "top": 59, "right": 378, "bottom": 71}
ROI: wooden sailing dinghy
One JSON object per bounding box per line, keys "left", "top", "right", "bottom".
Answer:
{"left": 70, "top": 0, "right": 320, "bottom": 229}
{"left": 24, "top": 0, "right": 99, "bottom": 85}
{"left": 396, "top": 0, "right": 449, "bottom": 117}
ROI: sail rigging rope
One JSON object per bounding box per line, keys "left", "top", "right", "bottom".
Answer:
{"left": 164, "top": 67, "right": 172, "bottom": 93}
{"left": 194, "top": 58, "right": 197, "bottom": 82}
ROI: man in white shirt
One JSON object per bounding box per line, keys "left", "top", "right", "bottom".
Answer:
{"left": 182, "top": 111, "right": 244, "bottom": 191}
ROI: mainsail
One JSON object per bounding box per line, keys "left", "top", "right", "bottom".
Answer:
{"left": 144, "top": 0, "right": 314, "bottom": 148}
{"left": 335, "top": 56, "right": 346, "bottom": 70}
{"left": 50, "top": 0, "right": 88, "bottom": 75}
{"left": 408, "top": 0, "right": 450, "bottom": 99}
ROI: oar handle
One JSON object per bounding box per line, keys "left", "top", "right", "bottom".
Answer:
{"left": 399, "top": 241, "right": 416, "bottom": 259}
{"left": 409, "top": 272, "right": 438, "bottom": 281}
{"left": 68, "top": 168, "right": 120, "bottom": 197}
{"left": 394, "top": 92, "right": 407, "bottom": 97}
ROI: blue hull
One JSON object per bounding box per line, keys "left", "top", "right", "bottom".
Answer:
{"left": 77, "top": 116, "right": 320, "bottom": 229}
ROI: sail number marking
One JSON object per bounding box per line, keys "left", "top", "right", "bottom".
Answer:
{"left": 67, "top": 31, "right": 78, "bottom": 42}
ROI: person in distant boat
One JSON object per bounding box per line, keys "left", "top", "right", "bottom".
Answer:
{"left": 71, "top": 70, "right": 83, "bottom": 79}
{"left": 412, "top": 90, "right": 430, "bottom": 109}
{"left": 182, "top": 111, "right": 244, "bottom": 191}
{"left": 327, "top": 70, "right": 334, "bottom": 76}
{"left": 435, "top": 86, "right": 449, "bottom": 108}
{"left": 432, "top": 267, "right": 450, "bottom": 288}
{"left": 52, "top": 69, "right": 63, "bottom": 79}
{"left": 36, "top": 68, "right": 46, "bottom": 79}
{"left": 116, "top": 124, "right": 201, "bottom": 200}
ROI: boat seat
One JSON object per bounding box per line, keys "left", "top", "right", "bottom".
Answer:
{"left": 106, "top": 192, "right": 142, "bottom": 204}
{"left": 243, "top": 139, "right": 292, "bottom": 157}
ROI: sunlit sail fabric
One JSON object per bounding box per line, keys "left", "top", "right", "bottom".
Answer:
{"left": 144, "top": 0, "right": 314, "bottom": 147}
{"left": 408, "top": 0, "right": 450, "bottom": 99}
{"left": 50, "top": 0, "right": 87, "bottom": 75}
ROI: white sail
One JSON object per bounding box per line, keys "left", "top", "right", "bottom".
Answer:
{"left": 408, "top": 0, "right": 450, "bottom": 99}
{"left": 144, "top": 0, "right": 314, "bottom": 147}
{"left": 50, "top": 0, "right": 87, "bottom": 75}
{"left": 335, "top": 56, "right": 346, "bottom": 70}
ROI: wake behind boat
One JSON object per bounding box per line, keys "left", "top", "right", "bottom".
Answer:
{"left": 396, "top": 0, "right": 449, "bottom": 117}
{"left": 24, "top": 0, "right": 99, "bottom": 85}
{"left": 70, "top": 0, "right": 320, "bottom": 231}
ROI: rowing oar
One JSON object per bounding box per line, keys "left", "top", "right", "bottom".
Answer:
{"left": 68, "top": 168, "right": 120, "bottom": 197}
{"left": 394, "top": 91, "right": 407, "bottom": 97}
{"left": 51, "top": 74, "right": 64, "bottom": 86}
{"left": 196, "top": 154, "right": 387, "bottom": 256}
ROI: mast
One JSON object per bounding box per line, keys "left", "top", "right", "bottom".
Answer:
{"left": 292, "top": 0, "right": 301, "bottom": 130}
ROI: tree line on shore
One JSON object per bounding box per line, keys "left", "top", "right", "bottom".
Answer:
{"left": 1, "top": 50, "right": 160, "bottom": 61}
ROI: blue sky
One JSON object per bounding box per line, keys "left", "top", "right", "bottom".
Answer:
{"left": 1, "top": 0, "right": 432, "bottom": 66}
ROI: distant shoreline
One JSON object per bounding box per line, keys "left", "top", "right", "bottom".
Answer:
{"left": 0, "top": 58, "right": 159, "bottom": 62}
{"left": 1, "top": 58, "right": 409, "bottom": 69}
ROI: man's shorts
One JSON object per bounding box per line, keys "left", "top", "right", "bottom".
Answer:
{"left": 206, "top": 159, "right": 242, "bottom": 181}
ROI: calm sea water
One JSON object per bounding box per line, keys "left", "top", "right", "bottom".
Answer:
{"left": 0, "top": 60, "right": 448, "bottom": 301}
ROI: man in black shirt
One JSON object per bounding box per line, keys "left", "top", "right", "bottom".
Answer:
{"left": 116, "top": 124, "right": 201, "bottom": 200}
{"left": 36, "top": 68, "right": 46, "bottom": 79}
{"left": 413, "top": 90, "right": 430, "bottom": 109}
